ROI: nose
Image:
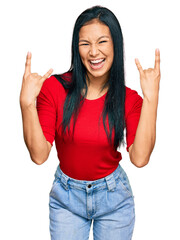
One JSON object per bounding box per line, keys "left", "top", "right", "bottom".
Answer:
{"left": 89, "top": 44, "right": 99, "bottom": 57}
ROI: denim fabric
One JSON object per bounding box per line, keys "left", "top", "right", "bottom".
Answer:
{"left": 49, "top": 164, "right": 135, "bottom": 240}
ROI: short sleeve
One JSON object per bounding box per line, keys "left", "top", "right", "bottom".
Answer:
{"left": 36, "top": 76, "right": 57, "bottom": 146}
{"left": 125, "top": 87, "right": 143, "bottom": 152}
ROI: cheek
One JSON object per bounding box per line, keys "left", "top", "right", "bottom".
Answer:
{"left": 109, "top": 48, "right": 114, "bottom": 64}
{"left": 102, "top": 44, "right": 114, "bottom": 61}
{"left": 79, "top": 47, "right": 88, "bottom": 59}
{"left": 106, "top": 48, "right": 114, "bottom": 65}
{"left": 79, "top": 48, "right": 83, "bottom": 59}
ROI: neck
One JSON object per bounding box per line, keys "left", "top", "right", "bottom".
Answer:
{"left": 86, "top": 73, "right": 109, "bottom": 91}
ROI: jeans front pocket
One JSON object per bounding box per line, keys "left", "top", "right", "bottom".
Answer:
{"left": 49, "top": 178, "right": 60, "bottom": 196}
{"left": 117, "top": 168, "right": 134, "bottom": 198}
{"left": 49, "top": 176, "right": 70, "bottom": 208}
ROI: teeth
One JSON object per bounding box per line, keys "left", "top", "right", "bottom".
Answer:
{"left": 90, "top": 59, "right": 104, "bottom": 64}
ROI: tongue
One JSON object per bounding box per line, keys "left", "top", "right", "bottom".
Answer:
{"left": 90, "top": 59, "right": 105, "bottom": 69}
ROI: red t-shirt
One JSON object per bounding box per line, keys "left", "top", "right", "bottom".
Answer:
{"left": 36, "top": 73, "right": 143, "bottom": 180}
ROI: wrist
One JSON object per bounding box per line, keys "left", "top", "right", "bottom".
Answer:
{"left": 20, "top": 99, "right": 36, "bottom": 111}
{"left": 142, "top": 96, "right": 159, "bottom": 116}
{"left": 143, "top": 93, "right": 159, "bottom": 104}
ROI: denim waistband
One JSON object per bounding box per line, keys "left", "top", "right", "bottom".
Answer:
{"left": 54, "top": 164, "right": 123, "bottom": 192}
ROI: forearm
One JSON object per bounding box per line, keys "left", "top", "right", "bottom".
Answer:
{"left": 20, "top": 101, "right": 50, "bottom": 164}
{"left": 130, "top": 95, "right": 159, "bottom": 167}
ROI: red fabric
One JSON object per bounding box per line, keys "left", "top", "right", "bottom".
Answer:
{"left": 36, "top": 73, "right": 143, "bottom": 180}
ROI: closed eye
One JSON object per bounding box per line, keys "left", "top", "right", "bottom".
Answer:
{"left": 79, "top": 43, "right": 89, "bottom": 46}
{"left": 99, "top": 41, "right": 107, "bottom": 44}
{"left": 79, "top": 40, "right": 107, "bottom": 46}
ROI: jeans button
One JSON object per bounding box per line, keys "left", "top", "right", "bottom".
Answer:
{"left": 88, "top": 184, "right": 92, "bottom": 188}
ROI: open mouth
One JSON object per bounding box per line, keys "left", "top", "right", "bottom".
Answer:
{"left": 89, "top": 58, "right": 105, "bottom": 70}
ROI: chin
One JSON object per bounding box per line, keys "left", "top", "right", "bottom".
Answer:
{"left": 88, "top": 70, "right": 109, "bottom": 80}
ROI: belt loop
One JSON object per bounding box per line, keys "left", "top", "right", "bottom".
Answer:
{"left": 60, "top": 174, "right": 69, "bottom": 190}
{"left": 54, "top": 165, "right": 61, "bottom": 179}
{"left": 55, "top": 165, "right": 69, "bottom": 190}
{"left": 105, "top": 174, "right": 116, "bottom": 191}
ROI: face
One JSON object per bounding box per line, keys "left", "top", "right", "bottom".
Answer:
{"left": 78, "top": 19, "right": 114, "bottom": 83}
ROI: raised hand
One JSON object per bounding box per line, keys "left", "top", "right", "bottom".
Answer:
{"left": 135, "top": 49, "right": 161, "bottom": 102}
{"left": 20, "top": 52, "right": 53, "bottom": 107}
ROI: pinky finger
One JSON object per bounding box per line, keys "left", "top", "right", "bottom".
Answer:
{"left": 41, "top": 69, "right": 53, "bottom": 83}
{"left": 135, "top": 58, "right": 144, "bottom": 75}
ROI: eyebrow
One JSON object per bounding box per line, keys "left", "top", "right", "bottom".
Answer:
{"left": 79, "top": 35, "right": 110, "bottom": 42}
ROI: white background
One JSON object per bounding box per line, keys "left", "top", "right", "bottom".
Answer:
{"left": 1, "top": 0, "right": 180, "bottom": 239}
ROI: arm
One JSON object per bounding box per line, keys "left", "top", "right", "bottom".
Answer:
{"left": 128, "top": 96, "right": 158, "bottom": 167}
{"left": 20, "top": 52, "right": 53, "bottom": 164}
{"left": 129, "top": 49, "right": 161, "bottom": 167}
{"left": 20, "top": 102, "right": 52, "bottom": 165}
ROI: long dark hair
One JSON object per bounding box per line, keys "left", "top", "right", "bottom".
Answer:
{"left": 53, "top": 5, "right": 126, "bottom": 151}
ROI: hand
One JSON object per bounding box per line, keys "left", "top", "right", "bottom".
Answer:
{"left": 20, "top": 52, "right": 53, "bottom": 107}
{"left": 135, "top": 49, "right": 161, "bottom": 102}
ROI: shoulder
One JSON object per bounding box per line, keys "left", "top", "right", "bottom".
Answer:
{"left": 125, "top": 86, "right": 143, "bottom": 102}
{"left": 42, "top": 71, "right": 72, "bottom": 92}
{"left": 42, "top": 75, "right": 61, "bottom": 90}
{"left": 125, "top": 86, "right": 140, "bottom": 98}
{"left": 125, "top": 86, "right": 143, "bottom": 116}
{"left": 37, "top": 72, "right": 72, "bottom": 107}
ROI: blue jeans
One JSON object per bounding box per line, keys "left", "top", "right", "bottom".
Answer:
{"left": 49, "top": 164, "right": 135, "bottom": 240}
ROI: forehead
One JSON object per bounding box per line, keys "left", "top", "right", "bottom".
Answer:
{"left": 79, "top": 19, "right": 111, "bottom": 40}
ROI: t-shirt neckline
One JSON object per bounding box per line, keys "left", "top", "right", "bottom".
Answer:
{"left": 81, "top": 91, "right": 108, "bottom": 101}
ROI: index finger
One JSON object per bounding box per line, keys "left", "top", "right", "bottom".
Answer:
{"left": 154, "top": 48, "right": 160, "bottom": 71}
{"left": 24, "top": 52, "right": 31, "bottom": 75}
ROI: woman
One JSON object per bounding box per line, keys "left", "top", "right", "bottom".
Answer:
{"left": 20, "top": 5, "right": 160, "bottom": 240}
